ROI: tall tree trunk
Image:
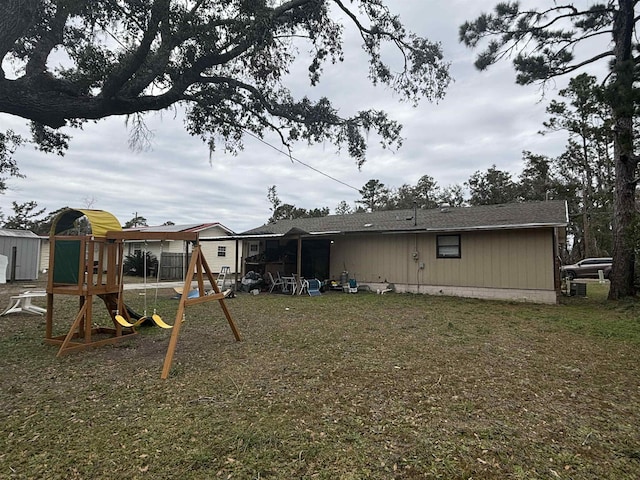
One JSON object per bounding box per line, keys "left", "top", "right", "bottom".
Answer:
{"left": 609, "top": 142, "right": 637, "bottom": 298}
{"left": 608, "top": 0, "right": 637, "bottom": 299}
{"left": 581, "top": 133, "right": 595, "bottom": 257}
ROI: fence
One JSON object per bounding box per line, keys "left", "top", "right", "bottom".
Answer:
{"left": 160, "top": 252, "right": 185, "bottom": 280}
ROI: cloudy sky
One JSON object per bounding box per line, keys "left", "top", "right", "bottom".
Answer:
{"left": 0, "top": 1, "right": 598, "bottom": 233}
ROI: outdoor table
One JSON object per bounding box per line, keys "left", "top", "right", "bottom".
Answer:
{"left": 1, "top": 291, "right": 47, "bottom": 316}
{"left": 281, "top": 276, "right": 297, "bottom": 295}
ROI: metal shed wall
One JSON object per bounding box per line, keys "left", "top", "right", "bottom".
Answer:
{"left": 0, "top": 231, "right": 41, "bottom": 281}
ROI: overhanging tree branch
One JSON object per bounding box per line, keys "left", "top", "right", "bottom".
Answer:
{"left": 0, "top": 0, "right": 449, "bottom": 170}
{"left": 101, "top": 0, "right": 171, "bottom": 98}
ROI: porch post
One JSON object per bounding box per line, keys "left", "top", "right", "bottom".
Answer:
{"left": 234, "top": 238, "right": 240, "bottom": 292}
{"left": 297, "top": 235, "right": 302, "bottom": 278}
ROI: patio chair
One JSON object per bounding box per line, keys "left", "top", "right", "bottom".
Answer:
{"left": 306, "top": 278, "right": 322, "bottom": 297}
{"left": 293, "top": 273, "right": 307, "bottom": 295}
{"left": 266, "top": 271, "right": 285, "bottom": 293}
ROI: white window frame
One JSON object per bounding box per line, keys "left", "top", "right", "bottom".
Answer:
{"left": 437, "top": 234, "right": 461, "bottom": 258}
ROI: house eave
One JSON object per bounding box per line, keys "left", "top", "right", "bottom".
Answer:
{"left": 337, "top": 223, "right": 567, "bottom": 236}
{"left": 332, "top": 223, "right": 567, "bottom": 236}
{"left": 423, "top": 222, "right": 568, "bottom": 233}
{"left": 234, "top": 222, "right": 568, "bottom": 239}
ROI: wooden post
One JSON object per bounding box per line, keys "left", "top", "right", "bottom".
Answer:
{"left": 45, "top": 293, "right": 54, "bottom": 339}
{"left": 296, "top": 236, "right": 302, "bottom": 279}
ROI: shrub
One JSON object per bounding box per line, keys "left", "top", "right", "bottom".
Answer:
{"left": 123, "top": 251, "right": 158, "bottom": 277}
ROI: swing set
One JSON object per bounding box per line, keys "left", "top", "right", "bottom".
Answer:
{"left": 45, "top": 208, "right": 241, "bottom": 379}
{"left": 113, "top": 240, "right": 171, "bottom": 329}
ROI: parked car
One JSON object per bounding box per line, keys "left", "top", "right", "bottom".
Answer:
{"left": 561, "top": 257, "right": 612, "bottom": 280}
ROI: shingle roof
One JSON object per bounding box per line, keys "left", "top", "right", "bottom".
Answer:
{"left": 238, "top": 200, "right": 568, "bottom": 237}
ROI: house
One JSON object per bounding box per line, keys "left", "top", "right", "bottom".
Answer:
{"left": 0, "top": 228, "right": 42, "bottom": 281}
{"left": 123, "top": 223, "right": 241, "bottom": 280}
{"left": 39, "top": 236, "right": 50, "bottom": 274}
{"left": 237, "top": 200, "right": 568, "bottom": 304}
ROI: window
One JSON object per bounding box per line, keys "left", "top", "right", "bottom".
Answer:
{"left": 217, "top": 246, "right": 226, "bottom": 257}
{"left": 437, "top": 235, "right": 461, "bottom": 258}
{"left": 249, "top": 242, "right": 259, "bottom": 253}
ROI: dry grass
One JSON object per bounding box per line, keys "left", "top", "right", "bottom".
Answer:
{"left": 1, "top": 281, "right": 639, "bottom": 479}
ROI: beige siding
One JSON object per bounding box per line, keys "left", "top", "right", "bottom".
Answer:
{"left": 330, "top": 234, "right": 413, "bottom": 284}
{"left": 40, "top": 239, "right": 50, "bottom": 272}
{"left": 164, "top": 240, "right": 186, "bottom": 253}
{"left": 199, "top": 240, "right": 241, "bottom": 273}
{"left": 428, "top": 229, "right": 554, "bottom": 289}
{"left": 330, "top": 228, "right": 555, "bottom": 291}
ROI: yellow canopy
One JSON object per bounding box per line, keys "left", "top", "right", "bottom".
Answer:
{"left": 50, "top": 209, "right": 122, "bottom": 237}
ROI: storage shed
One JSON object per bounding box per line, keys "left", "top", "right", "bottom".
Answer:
{"left": 0, "top": 228, "right": 42, "bottom": 281}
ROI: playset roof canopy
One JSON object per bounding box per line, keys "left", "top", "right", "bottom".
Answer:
{"left": 51, "top": 209, "right": 122, "bottom": 237}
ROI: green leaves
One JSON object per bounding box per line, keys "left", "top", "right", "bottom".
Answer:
{"left": 460, "top": 2, "right": 616, "bottom": 84}
{"left": 29, "top": 122, "right": 70, "bottom": 156}
{"left": 465, "top": 165, "right": 518, "bottom": 206}
{"left": 0, "top": 130, "right": 23, "bottom": 191}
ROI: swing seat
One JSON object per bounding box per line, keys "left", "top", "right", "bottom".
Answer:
{"left": 151, "top": 313, "right": 173, "bottom": 329}
{"left": 115, "top": 312, "right": 173, "bottom": 329}
{"left": 114, "top": 314, "right": 147, "bottom": 328}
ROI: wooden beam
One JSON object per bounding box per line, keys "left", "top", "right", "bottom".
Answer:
{"left": 184, "top": 291, "right": 228, "bottom": 306}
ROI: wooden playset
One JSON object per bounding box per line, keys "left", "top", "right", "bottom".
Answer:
{"left": 45, "top": 208, "right": 241, "bottom": 379}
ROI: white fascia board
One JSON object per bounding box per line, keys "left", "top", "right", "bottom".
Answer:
{"left": 424, "top": 223, "right": 568, "bottom": 232}
{"left": 201, "top": 233, "right": 284, "bottom": 241}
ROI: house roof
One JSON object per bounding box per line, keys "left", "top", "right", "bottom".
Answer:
{"left": 125, "top": 222, "right": 235, "bottom": 236}
{"left": 238, "top": 200, "right": 568, "bottom": 237}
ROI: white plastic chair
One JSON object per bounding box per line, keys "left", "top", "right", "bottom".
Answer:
{"left": 297, "top": 275, "right": 308, "bottom": 295}
{"left": 266, "top": 272, "right": 285, "bottom": 293}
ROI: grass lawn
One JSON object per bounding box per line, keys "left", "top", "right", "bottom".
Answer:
{"left": 1, "top": 281, "right": 639, "bottom": 479}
